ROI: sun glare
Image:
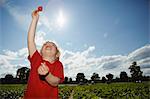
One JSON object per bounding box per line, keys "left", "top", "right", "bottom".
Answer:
{"left": 56, "top": 10, "right": 66, "bottom": 28}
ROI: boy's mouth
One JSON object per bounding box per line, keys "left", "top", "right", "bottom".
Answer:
{"left": 45, "top": 46, "right": 51, "bottom": 50}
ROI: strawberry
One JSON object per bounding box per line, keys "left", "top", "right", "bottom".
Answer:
{"left": 38, "top": 6, "right": 43, "bottom": 12}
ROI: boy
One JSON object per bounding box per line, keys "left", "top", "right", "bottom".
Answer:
{"left": 24, "top": 8, "right": 64, "bottom": 99}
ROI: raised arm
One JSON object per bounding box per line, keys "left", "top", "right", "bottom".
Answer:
{"left": 27, "top": 10, "right": 39, "bottom": 57}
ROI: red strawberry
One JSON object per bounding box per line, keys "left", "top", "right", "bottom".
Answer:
{"left": 38, "top": 6, "right": 43, "bottom": 12}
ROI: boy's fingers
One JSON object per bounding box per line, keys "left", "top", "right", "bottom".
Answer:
{"left": 40, "top": 63, "right": 46, "bottom": 70}
{"left": 41, "top": 63, "right": 45, "bottom": 66}
{"left": 35, "top": 10, "right": 38, "bottom": 13}
{"left": 45, "top": 66, "right": 49, "bottom": 70}
{"left": 43, "top": 62, "right": 46, "bottom": 65}
{"left": 41, "top": 62, "right": 49, "bottom": 71}
{"left": 42, "top": 66, "right": 47, "bottom": 71}
{"left": 34, "top": 10, "right": 39, "bottom": 13}
{"left": 38, "top": 67, "right": 42, "bottom": 74}
{"left": 33, "top": 10, "right": 39, "bottom": 16}
{"left": 41, "top": 62, "right": 46, "bottom": 68}
{"left": 41, "top": 62, "right": 46, "bottom": 65}
{"left": 41, "top": 66, "right": 45, "bottom": 72}
{"left": 40, "top": 68, "right": 43, "bottom": 74}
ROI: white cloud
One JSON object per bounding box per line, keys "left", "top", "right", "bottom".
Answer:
{"left": 0, "top": 40, "right": 150, "bottom": 80}
{"left": 61, "top": 44, "right": 150, "bottom": 80}
{"left": 3, "top": 48, "right": 28, "bottom": 59}
{"left": 128, "top": 45, "right": 150, "bottom": 61}
{"left": 3, "top": 50, "right": 18, "bottom": 58}
{"left": 0, "top": 54, "right": 20, "bottom": 77}
{"left": 61, "top": 49, "right": 128, "bottom": 79}
{"left": 0, "top": 48, "right": 29, "bottom": 78}
{"left": 17, "top": 48, "right": 28, "bottom": 58}
{"left": 138, "top": 57, "right": 150, "bottom": 69}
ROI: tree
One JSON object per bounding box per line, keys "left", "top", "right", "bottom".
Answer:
{"left": 106, "top": 73, "right": 114, "bottom": 83}
{"left": 129, "top": 62, "right": 143, "bottom": 82}
{"left": 101, "top": 76, "right": 106, "bottom": 83}
{"left": 91, "top": 73, "right": 100, "bottom": 83}
{"left": 120, "top": 71, "right": 128, "bottom": 82}
{"left": 69, "top": 77, "right": 72, "bottom": 82}
{"left": 76, "top": 73, "right": 85, "bottom": 83}
{"left": 5, "top": 74, "right": 14, "bottom": 80}
{"left": 64, "top": 77, "right": 68, "bottom": 83}
{"left": 115, "top": 77, "right": 120, "bottom": 82}
{"left": 16, "top": 67, "right": 30, "bottom": 82}
{"left": 4, "top": 74, "right": 14, "bottom": 83}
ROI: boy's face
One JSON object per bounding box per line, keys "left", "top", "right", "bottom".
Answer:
{"left": 41, "top": 41, "right": 58, "bottom": 57}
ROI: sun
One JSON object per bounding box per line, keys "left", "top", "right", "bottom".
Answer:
{"left": 56, "top": 10, "right": 66, "bottom": 28}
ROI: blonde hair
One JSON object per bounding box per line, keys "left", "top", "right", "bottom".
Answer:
{"left": 56, "top": 47, "right": 60, "bottom": 59}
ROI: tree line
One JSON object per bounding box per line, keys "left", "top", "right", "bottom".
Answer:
{"left": 0, "top": 61, "right": 149, "bottom": 84}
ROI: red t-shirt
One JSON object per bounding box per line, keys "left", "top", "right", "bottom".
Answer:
{"left": 24, "top": 50, "right": 64, "bottom": 99}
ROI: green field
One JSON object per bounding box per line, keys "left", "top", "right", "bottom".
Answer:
{"left": 0, "top": 82, "right": 149, "bottom": 99}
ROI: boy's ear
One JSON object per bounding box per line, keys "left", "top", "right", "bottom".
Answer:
{"left": 56, "top": 51, "right": 60, "bottom": 58}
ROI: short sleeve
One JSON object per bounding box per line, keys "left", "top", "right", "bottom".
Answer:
{"left": 53, "top": 62, "right": 64, "bottom": 83}
{"left": 28, "top": 50, "right": 42, "bottom": 69}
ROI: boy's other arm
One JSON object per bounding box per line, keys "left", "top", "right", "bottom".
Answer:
{"left": 45, "top": 73, "right": 61, "bottom": 87}
{"left": 27, "top": 10, "right": 39, "bottom": 57}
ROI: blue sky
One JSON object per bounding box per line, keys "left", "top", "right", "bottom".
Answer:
{"left": 0, "top": 0, "right": 150, "bottom": 79}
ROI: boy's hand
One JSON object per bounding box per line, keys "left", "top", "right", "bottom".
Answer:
{"left": 32, "top": 6, "right": 42, "bottom": 20}
{"left": 32, "top": 10, "right": 39, "bottom": 21}
{"left": 38, "top": 62, "right": 49, "bottom": 75}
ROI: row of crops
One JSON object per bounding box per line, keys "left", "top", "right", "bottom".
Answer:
{"left": 59, "top": 82, "right": 150, "bottom": 99}
{"left": 0, "top": 82, "right": 149, "bottom": 99}
{"left": 0, "top": 84, "right": 25, "bottom": 99}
